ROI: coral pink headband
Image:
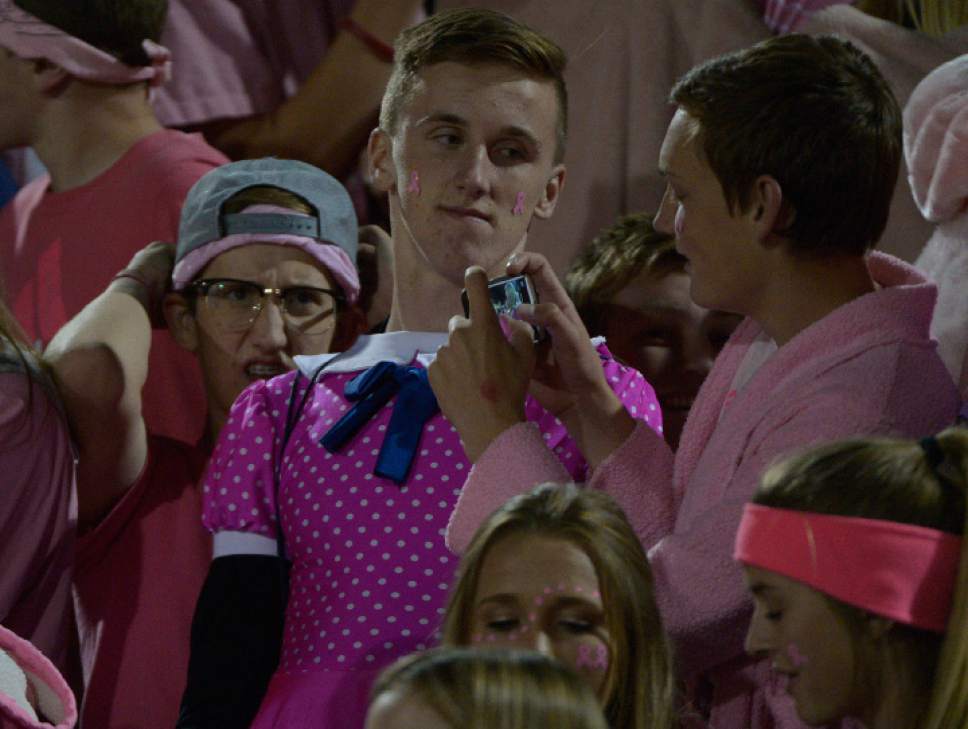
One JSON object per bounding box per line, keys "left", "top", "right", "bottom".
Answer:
{"left": 0, "top": 0, "right": 170, "bottom": 87}
{"left": 734, "top": 503, "right": 962, "bottom": 633}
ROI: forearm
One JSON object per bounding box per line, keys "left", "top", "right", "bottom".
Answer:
{"left": 46, "top": 286, "right": 151, "bottom": 524}
{"left": 213, "top": 0, "right": 423, "bottom": 175}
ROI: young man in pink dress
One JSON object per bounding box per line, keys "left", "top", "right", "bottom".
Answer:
{"left": 432, "top": 34, "right": 960, "bottom": 729}
{"left": 185, "top": 9, "right": 662, "bottom": 729}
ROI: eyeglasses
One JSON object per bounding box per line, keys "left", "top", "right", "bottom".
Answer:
{"left": 188, "top": 278, "right": 344, "bottom": 335}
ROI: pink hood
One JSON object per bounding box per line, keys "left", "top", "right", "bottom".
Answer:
{"left": 904, "top": 54, "right": 968, "bottom": 223}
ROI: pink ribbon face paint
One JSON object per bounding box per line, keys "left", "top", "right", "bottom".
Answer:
{"left": 512, "top": 191, "right": 526, "bottom": 215}
{"left": 407, "top": 170, "right": 421, "bottom": 195}
{"left": 674, "top": 204, "right": 685, "bottom": 237}
{"left": 575, "top": 644, "right": 609, "bottom": 672}
{"left": 786, "top": 642, "right": 808, "bottom": 669}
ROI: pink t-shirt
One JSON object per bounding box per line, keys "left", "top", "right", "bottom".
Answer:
{"left": 153, "top": 0, "right": 356, "bottom": 127}
{"left": 202, "top": 332, "right": 662, "bottom": 729}
{"left": 0, "top": 129, "right": 228, "bottom": 445}
{"left": 73, "top": 435, "right": 211, "bottom": 729}
{"left": 0, "top": 353, "right": 76, "bottom": 689}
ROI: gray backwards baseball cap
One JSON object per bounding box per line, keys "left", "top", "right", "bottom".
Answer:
{"left": 172, "top": 158, "right": 359, "bottom": 297}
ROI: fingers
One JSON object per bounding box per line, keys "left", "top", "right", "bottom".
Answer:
{"left": 506, "top": 252, "right": 583, "bottom": 329}
{"left": 463, "top": 266, "right": 502, "bottom": 334}
{"left": 504, "top": 316, "right": 536, "bottom": 370}
{"left": 516, "top": 301, "right": 589, "bottom": 360}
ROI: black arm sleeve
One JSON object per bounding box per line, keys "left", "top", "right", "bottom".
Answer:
{"left": 175, "top": 555, "right": 289, "bottom": 729}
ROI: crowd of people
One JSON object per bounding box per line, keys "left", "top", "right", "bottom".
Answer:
{"left": 0, "top": 1, "right": 966, "bottom": 729}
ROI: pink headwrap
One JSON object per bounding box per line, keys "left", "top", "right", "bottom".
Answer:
{"left": 0, "top": 0, "right": 171, "bottom": 87}
{"left": 904, "top": 54, "right": 968, "bottom": 223}
{"left": 734, "top": 503, "right": 962, "bottom": 633}
{"left": 171, "top": 205, "right": 361, "bottom": 304}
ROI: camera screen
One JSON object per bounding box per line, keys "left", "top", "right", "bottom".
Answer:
{"left": 488, "top": 276, "right": 531, "bottom": 317}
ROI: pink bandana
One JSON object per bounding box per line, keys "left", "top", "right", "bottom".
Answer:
{"left": 0, "top": 0, "right": 171, "bottom": 87}
{"left": 172, "top": 205, "right": 360, "bottom": 304}
{"left": 734, "top": 503, "right": 962, "bottom": 633}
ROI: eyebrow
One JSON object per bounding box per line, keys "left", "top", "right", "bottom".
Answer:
{"left": 416, "top": 113, "right": 542, "bottom": 152}
{"left": 748, "top": 583, "right": 776, "bottom": 597}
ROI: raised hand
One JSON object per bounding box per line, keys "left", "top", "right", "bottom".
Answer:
{"left": 427, "top": 266, "right": 535, "bottom": 462}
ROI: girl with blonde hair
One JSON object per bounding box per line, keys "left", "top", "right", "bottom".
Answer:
{"left": 365, "top": 647, "right": 608, "bottom": 729}
{"left": 441, "top": 484, "right": 677, "bottom": 729}
{"left": 735, "top": 427, "right": 968, "bottom": 729}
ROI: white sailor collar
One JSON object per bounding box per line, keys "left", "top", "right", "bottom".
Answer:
{"left": 294, "top": 331, "right": 449, "bottom": 377}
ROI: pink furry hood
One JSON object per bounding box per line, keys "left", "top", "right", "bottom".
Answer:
{"left": 904, "top": 54, "right": 968, "bottom": 223}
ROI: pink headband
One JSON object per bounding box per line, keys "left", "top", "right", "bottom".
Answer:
{"left": 734, "top": 503, "right": 962, "bottom": 633}
{"left": 0, "top": 0, "right": 171, "bottom": 87}
{"left": 172, "top": 205, "right": 361, "bottom": 304}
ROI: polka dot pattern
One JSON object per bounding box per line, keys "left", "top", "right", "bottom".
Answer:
{"left": 202, "top": 341, "right": 659, "bottom": 718}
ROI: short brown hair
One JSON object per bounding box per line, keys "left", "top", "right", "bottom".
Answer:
{"left": 14, "top": 0, "right": 167, "bottom": 67}
{"left": 442, "top": 484, "right": 677, "bottom": 729}
{"left": 671, "top": 34, "right": 901, "bottom": 257}
{"left": 379, "top": 8, "right": 568, "bottom": 163}
{"left": 565, "top": 214, "right": 684, "bottom": 335}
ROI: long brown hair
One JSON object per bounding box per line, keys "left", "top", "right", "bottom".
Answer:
{"left": 441, "top": 483, "right": 677, "bottom": 729}
{"left": 755, "top": 428, "right": 968, "bottom": 729}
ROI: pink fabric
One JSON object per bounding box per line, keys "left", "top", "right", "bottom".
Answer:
{"left": 153, "top": 0, "right": 356, "bottom": 127}
{"left": 171, "top": 205, "right": 361, "bottom": 302}
{"left": 202, "top": 334, "right": 660, "bottom": 729}
{"left": 448, "top": 252, "right": 960, "bottom": 729}
{"left": 0, "top": 129, "right": 228, "bottom": 445}
{"left": 0, "top": 1, "right": 170, "bottom": 87}
{"left": 73, "top": 435, "right": 211, "bottom": 729}
{"left": 0, "top": 358, "right": 77, "bottom": 691}
{"left": 734, "top": 504, "right": 960, "bottom": 632}
{"left": 0, "top": 626, "right": 76, "bottom": 729}
{"left": 906, "top": 54, "right": 968, "bottom": 397}
{"left": 756, "top": 0, "right": 855, "bottom": 33}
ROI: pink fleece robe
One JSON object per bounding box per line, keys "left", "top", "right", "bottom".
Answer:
{"left": 447, "top": 252, "right": 960, "bottom": 729}
{"left": 0, "top": 626, "right": 76, "bottom": 729}
{"left": 905, "top": 53, "right": 968, "bottom": 399}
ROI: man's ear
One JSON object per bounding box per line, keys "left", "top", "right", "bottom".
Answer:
{"left": 164, "top": 293, "right": 199, "bottom": 352}
{"left": 532, "top": 164, "right": 566, "bottom": 220}
{"left": 32, "top": 59, "right": 71, "bottom": 96}
{"left": 749, "top": 174, "right": 794, "bottom": 242}
{"left": 367, "top": 128, "right": 397, "bottom": 194}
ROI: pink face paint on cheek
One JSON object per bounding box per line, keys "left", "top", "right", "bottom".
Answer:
{"left": 786, "top": 642, "right": 808, "bottom": 669}
{"left": 512, "top": 191, "right": 526, "bottom": 215}
{"left": 674, "top": 204, "right": 685, "bottom": 237}
{"left": 575, "top": 644, "right": 610, "bottom": 672}
{"left": 407, "top": 170, "right": 421, "bottom": 195}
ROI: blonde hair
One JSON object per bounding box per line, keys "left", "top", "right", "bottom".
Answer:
{"left": 379, "top": 8, "right": 568, "bottom": 163}
{"left": 565, "top": 214, "right": 684, "bottom": 335}
{"left": 220, "top": 185, "right": 316, "bottom": 216}
{"left": 856, "top": 0, "right": 968, "bottom": 35}
{"left": 370, "top": 647, "right": 608, "bottom": 729}
{"left": 441, "top": 483, "right": 677, "bottom": 729}
{"left": 754, "top": 427, "right": 968, "bottom": 729}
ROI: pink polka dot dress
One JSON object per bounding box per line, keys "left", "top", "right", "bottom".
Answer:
{"left": 201, "top": 333, "right": 661, "bottom": 729}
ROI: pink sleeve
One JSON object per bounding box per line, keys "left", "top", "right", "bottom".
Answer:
{"left": 759, "top": 0, "right": 853, "bottom": 33}
{"left": 445, "top": 422, "right": 570, "bottom": 553}
{"left": 586, "top": 420, "right": 676, "bottom": 549}
{"left": 201, "top": 379, "right": 284, "bottom": 539}
{"left": 0, "top": 625, "right": 76, "bottom": 729}
{"left": 648, "top": 393, "right": 895, "bottom": 678}
{"left": 446, "top": 345, "right": 665, "bottom": 553}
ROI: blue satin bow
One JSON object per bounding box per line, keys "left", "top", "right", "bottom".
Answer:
{"left": 320, "top": 361, "right": 440, "bottom": 485}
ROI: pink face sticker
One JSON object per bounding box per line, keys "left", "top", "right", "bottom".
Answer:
{"left": 407, "top": 170, "right": 421, "bottom": 195}
{"left": 575, "top": 644, "right": 609, "bottom": 672}
{"left": 786, "top": 642, "right": 808, "bottom": 669}
{"left": 512, "top": 191, "right": 526, "bottom": 215}
{"left": 674, "top": 204, "right": 685, "bottom": 237}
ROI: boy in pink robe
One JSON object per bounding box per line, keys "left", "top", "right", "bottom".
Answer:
{"left": 433, "top": 34, "right": 960, "bottom": 729}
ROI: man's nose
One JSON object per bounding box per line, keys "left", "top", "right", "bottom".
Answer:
{"left": 455, "top": 145, "right": 493, "bottom": 197}
{"left": 247, "top": 297, "right": 289, "bottom": 350}
{"left": 654, "top": 185, "right": 677, "bottom": 235}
